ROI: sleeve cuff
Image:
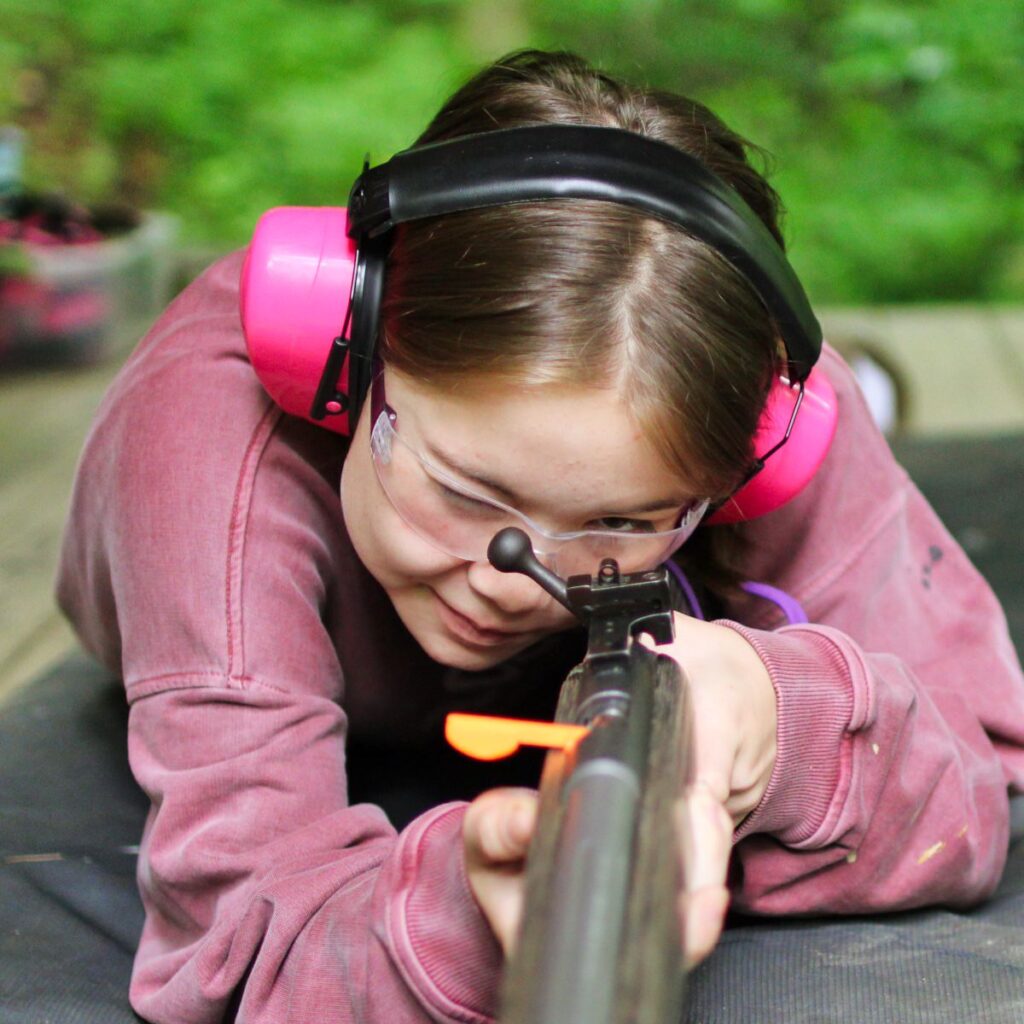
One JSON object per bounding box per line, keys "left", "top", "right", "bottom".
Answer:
{"left": 720, "top": 623, "right": 856, "bottom": 846}
{"left": 387, "top": 802, "right": 501, "bottom": 1023}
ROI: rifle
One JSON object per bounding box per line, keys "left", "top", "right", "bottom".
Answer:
{"left": 445, "top": 527, "right": 692, "bottom": 1024}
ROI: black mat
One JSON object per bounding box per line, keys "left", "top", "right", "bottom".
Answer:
{"left": 892, "top": 432, "right": 1024, "bottom": 652}
{"left": 0, "top": 656, "right": 144, "bottom": 1023}
{"left": 1, "top": 433, "right": 1022, "bottom": 1022}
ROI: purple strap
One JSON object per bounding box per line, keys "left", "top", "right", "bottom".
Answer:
{"left": 740, "top": 581, "right": 809, "bottom": 625}
{"left": 663, "top": 562, "right": 808, "bottom": 625}
{"left": 663, "top": 560, "right": 705, "bottom": 620}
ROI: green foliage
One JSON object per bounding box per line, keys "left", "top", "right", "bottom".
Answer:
{"left": 532, "top": 0, "right": 1024, "bottom": 302}
{"left": 3, "top": 0, "right": 1022, "bottom": 302}
{"left": 1, "top": 0, "right": 474, "bottom": 242}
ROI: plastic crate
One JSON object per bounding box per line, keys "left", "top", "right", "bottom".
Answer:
{"left": 0, "top": 211, "right": 178, "bottom": 368}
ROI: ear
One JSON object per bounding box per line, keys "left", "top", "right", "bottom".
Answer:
{"left": 707, "top": 366, "right": 838, "bottom": 524}
{"left": 240, "top": 206, "right": 357, "bottom": 435}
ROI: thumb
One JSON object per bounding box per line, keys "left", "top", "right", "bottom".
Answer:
{"left": 637, "top": 631, "right": 661, "bottom": 651}
{"left": 464, "top": 789, "right": 538, "bottom": 866}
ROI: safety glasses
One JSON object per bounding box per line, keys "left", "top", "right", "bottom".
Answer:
{"left": 368, "top": 372, "right": 709, "bottom": 576}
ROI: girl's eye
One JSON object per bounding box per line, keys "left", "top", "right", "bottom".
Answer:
{"left": 437, "top": 481, "right": 503, "bottom": 518}
{"left": 589, "top": 516, "right": 656, "bottom": 534}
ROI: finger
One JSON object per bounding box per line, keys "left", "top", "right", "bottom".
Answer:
{"left": 682, "top": 885, "right": 730, "bottom": 969}
{"left": 685, "top": 689, "right": 740, "bottom": 811}
{"left": 680, "top": 783, "right": 732, "bottom": 891}
{"left": 677, "top": 783, "right": 733, "bottom": 968}
{"left": 485, "top": 875, "right": 528, "bottom": 957}
{"left": 505, "top": 792, "right": 538, "bottom": 850}
{"left": 637, "top": 618, "right": 739, "bottom": 810}
{"left": 464, "top": 789, "right": 538, "bottom": 866}
{"left": 462, "top": 791, "right": 537, "bottom": 957}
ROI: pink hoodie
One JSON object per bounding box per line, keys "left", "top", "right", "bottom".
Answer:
{"left": 57, "top": 252, "right": 1024, "bottom": 1023}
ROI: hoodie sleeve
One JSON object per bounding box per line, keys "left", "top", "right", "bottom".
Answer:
{"left": 125, "top": 687, "right": 500, "bottom": 1024}
{"left": 56, "top": 253, "right": 503, "bottom": 1023}
{"left": 720, "top": 345, "right": 1024, "bottom": 915}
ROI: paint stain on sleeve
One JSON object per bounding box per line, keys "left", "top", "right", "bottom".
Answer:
{"left": 917, "top": 840, "right": 946, "bottom": 865}
{"left": 921, "top": 544, "right": 945, "bottom": 589}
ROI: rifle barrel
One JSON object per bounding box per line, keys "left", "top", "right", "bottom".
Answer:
{"left": 501, "top": 645, "right": 689, "bottom": 1024}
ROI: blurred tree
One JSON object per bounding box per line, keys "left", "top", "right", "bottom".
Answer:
{"left": 1, "top": 0, "right": 480, "bottom": 239}
{"left": 532, "top": 0, "right": 1024, "bottom": 302}
{"left": 1, "top": 0, "right": 1021, "bottom": 302}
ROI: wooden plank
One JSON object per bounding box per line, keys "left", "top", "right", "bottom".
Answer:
{"left": 821, "top": 307, "right": 1024, "bottom": 437}
{"left": 0, "top": 358, "right": 121, "bottom": 702}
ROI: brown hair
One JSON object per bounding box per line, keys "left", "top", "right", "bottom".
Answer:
{"left": 379, "top": 50, "right": 788, "bottom": 600}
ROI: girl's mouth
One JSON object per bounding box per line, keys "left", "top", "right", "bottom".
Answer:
{"left": 434, "top": 594, "right": 524, "bottom": 647}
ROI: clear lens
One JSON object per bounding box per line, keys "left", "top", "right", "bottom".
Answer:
{"left": 370, "top": 407, "right": 707, "bottom": 575}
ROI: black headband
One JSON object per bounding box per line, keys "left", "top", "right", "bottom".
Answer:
{"left": 346, "top": 124, "right": 822, "bottom": 383}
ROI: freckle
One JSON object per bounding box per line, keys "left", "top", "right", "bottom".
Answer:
{"left": 846, "top": 851, "right": 857, "bottom": 864}
{"left": 871, "top": 743, "right": 880, "bottom": 755}
{"left": 957, "top": 824, "right": 969, "bottom": 838}
{"left": 917, "top": 841, "right": 945, "bottom": 865}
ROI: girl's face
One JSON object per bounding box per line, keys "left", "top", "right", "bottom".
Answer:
{"left": 340, "top": 368, "right": 696, "bottom": 671}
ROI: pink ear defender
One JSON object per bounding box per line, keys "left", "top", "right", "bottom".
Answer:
{"left": 706, "top": 367, "right": 838, "bottom": 524}
{"left": 240, "top": 125, "right": 837, "bottom": 524}
{"left": 240, "top": 206, "right": 358, "bottom": 435}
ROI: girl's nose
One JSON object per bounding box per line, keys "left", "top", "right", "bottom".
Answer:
{"left": 464, "top": 558, "right": 552, "bottom": 616}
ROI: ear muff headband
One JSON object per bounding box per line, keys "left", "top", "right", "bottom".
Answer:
{"left": 346, "top": 125, "right": 822, "bottom": 386}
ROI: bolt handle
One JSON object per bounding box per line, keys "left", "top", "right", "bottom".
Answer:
{"left": 487, "top": 528, "right": 571, "bottom": 612}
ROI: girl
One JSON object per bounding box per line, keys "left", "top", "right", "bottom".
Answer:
{"left": 56, "top": 50, "right": 1024, "bottom": 1023}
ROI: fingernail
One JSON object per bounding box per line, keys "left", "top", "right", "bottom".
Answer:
{"left": 508, "top": 802, "right": 535, "bottom": 844}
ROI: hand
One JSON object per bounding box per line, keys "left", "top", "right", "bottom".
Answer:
{"left": 654, "top": 613, "right": 777, "bottom": 823}
{"left": 463, "top": 784, "right": 733, "bottom": 971}
{"left": 463, "top": 787, "right": 538, "bottom": 956}
{"left": 645, "top": 613, "right": 778, "bottom": 964}
{"left": 463, "top": 614, "right": 776, "bottom": 968}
